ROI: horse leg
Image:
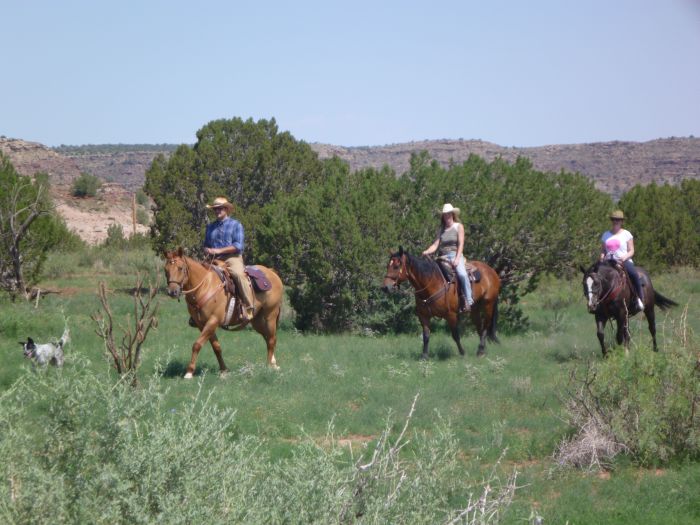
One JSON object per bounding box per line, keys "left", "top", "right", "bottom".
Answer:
{"left": 208, "top": 333, "right": 229, "bottom": 375}
{"left": 447, "top": 314, "right": 465, "bottom": 356}
{"left": 645, "top": 305, "right": 658, "bottom": 352}
{"left": 419, "top": 313, "right": 431, "bottom": 360}
{"left": 615, "top": 312, "right": 631, "bottom": 356}
{"left": 185, "top": 318, "right": 219, "bottom": 379}
{"left": 252, "top": 304, "right": 280, "bottom": 369}
{"left": 472, "top": 309, "right": 486, "bottom": 357}
{"left": 595, "top": 312, "right": 607, "bottom": 357}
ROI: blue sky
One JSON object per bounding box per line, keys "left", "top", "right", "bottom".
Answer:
{"left": 2, "top": 0, "right": 699, "bottom": 147}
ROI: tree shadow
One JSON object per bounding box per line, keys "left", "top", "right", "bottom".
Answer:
{"left": 115, "top": 286, "right": 166, "bottom": 296}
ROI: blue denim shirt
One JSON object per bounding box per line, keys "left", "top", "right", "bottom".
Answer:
{"left": 204, "top": 217, "right": 244, "bottom": 253}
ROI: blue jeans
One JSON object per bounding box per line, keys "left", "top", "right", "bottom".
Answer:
{"left": 445, "top": 252, "right": 473, "bottom": 305}
{"left": 623, "top": 259, "right": 644, "bottom": 300}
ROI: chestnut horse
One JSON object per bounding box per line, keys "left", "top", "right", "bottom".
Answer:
{"left": 164, "top": 248, "right": 284, "bottom": 378}
{"left": 382, "top": 247, "right": 500, "bottom": 358}
{"left": 581, "top": 260, "right": 677, "bottom": 356}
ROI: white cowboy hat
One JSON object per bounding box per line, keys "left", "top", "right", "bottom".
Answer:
{"left": 440, "top": 203, "right": 460, "bottom": 218}
{"left": 206, "top": 196, "right": 234, "bottom": 211}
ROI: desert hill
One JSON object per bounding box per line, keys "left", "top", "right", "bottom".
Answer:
{"left": 2, "top": 135, "right": 699, "bottom": 243}
{"left": 0, "top": 138, "right": 149, "bottom": 244}
{"left": 311, "top": 137, "right": 700, "bottom": 199}
{"left": 55, "top": 137, "right": 700, "bottom": 200}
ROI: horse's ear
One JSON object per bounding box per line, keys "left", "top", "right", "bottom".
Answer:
{"left": 163, "top": 249, "right": 171, "bottom": 259}
{"left": 579, "top": 264, "right": 587, "bottom": 274}
{"left": 399, "top": 245, "right": 404, "bottom": 256}
{"left": 176, "top": 246, "right": 184, "bottom": 257}
{"left": 27, "top": 337, "right": 34, "bottom": 345}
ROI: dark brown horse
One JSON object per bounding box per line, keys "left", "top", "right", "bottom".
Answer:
{"left": 382, "top": 247, "right": 501, "bottom": 358}
{"left": 581, "top": 260, "right": 677, "bottom": 356}
{"left": 164, "top": 248, "right": 284, "bottom": 378}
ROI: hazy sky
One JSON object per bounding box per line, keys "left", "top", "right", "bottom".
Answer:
{"left": 2, "top": 0, "right": 699, "bottom": 147}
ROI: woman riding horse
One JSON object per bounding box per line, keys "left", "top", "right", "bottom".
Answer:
{"left": 383, "top": 246, "right": 500, "bottom": 358}
{"left": 600, "top": 209, "right": 644, "bottom": 311}
{"left": 422, "top": 203, "right": 473, "bottom": 312}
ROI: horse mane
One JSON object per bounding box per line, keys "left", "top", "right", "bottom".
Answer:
{"left": 403, "top": 252, "right": 443, "bottom": 281}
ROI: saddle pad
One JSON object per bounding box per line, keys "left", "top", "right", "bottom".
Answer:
{"left": 245, "top": 266, "right": 272, "bottom": 291}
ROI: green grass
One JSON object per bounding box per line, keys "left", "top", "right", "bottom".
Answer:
{"left": 1, "top": 251, "right": 699, "bottom": 524}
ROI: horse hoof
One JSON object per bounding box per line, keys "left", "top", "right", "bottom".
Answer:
{"left": 270, "top": 364, "right": 280, "bottom": 371}
{"left": 476, "top": 351, "right": 486, "bottom": 358}
{"left": 219, "top": 370, "right": 230, "bottom": 378}
{"left": 183, "top": 372, "right": 193, "bottom": 379}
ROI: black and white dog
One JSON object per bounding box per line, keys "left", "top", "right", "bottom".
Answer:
{"left": 19, "top": 327, "right": 70, "bottom": 368}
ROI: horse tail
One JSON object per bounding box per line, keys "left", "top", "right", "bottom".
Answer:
{"left": 487, "top": 295, "right": 500, "bottom": 343}
{"left": 654, "top": 291, "right": 678, "bottom": 310}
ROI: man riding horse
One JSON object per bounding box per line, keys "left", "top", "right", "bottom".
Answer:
{"left": 203, "top": 196, "right": 255, "bottom": 321}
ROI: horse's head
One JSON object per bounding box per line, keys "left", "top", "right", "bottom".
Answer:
{"left": 163, "top": 247, "right": 188, "bottom": 299}
{"left": 580, "top": 261, "right": 613, "bottom": 313}
{"left": 382, "top": 246, "right": 407, "bottom": 292}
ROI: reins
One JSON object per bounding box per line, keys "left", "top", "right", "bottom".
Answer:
{"left": 169, "top": 257, "right": 221, "bottom": 308}
{"left": 590, "top": 268, "right": 625, "bottom": 308}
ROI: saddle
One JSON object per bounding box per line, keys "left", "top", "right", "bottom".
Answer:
{"left": 208, "top": 262, "right": 272, "bottom": 326}
{"left": 209, "top": 262, "right": 272, "bottom": 294}
{"left": 436, "top": 257, "right": 481, "bottom": 284}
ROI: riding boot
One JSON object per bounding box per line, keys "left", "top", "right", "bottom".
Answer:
{"left": 459, "top": 295, "right": 470, "bottom": 313}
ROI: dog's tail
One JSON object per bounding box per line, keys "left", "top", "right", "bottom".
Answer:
{"left": 58, "top": 326, "right": 70, "bottom": 349}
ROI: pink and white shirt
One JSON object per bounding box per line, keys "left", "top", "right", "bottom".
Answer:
{"left": 601, "top": 229, "right": 633, "bottom": 262}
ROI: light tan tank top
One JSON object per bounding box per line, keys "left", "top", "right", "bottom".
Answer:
{"left": 438, "top": 224, "right": 459, "bottom": 256}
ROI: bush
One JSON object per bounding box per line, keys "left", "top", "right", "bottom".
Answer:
{"left": 136, "top": 207, "right": 149, "bottom": 226}
{"left": 71, "top": 172, "right": 102, "bottom": 198}
{"left": 135, "top": 188, "right": 149, "bottom": 206}
{"left": 0, "top": 369, "right": 518, "bottom": 524}
{"left": 558, "top": 320, "right": 700, "bottom": 467}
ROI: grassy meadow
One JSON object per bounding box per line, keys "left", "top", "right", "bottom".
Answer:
{"left": 1, "top": 248, "right": 699, "bottom": 524}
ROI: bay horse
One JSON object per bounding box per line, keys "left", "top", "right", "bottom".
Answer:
{"left": 382, "top": 247, "right": 500, "bottom": 358}
{"left": 580, "top": 260, "right": 677, "bottom": 356}
{"left": 164, "top": 248, "right": 284, "bottom": 378}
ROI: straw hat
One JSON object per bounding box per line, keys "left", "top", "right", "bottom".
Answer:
{"left": 206, "top": 196, "right": 234, "bottom": 212}
{"left": 609, "top": 210, "right": 624, "bottom": 220}
{"left": 440, "top": 203, "right": 460, "bottom": 218}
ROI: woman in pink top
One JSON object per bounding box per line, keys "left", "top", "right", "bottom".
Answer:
{"left": 600, "top": 209, "right": 644, "bottom": 309}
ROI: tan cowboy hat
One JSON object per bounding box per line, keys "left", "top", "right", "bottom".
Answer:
{"left": 440, "top": 203, "right": 460, "bottom": 218}
{"left": 206, "top": 196, "right": 234, "bottom": 212}
{"left": 609, "top": 209, "right": 625, "bottom": 220}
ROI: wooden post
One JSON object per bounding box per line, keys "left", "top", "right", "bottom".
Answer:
{"left": 132, "top": 193, "right": 137, "bottom": 236}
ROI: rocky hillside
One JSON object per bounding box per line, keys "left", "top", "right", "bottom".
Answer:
{"left": 53, "top": 137, "right": 700, "bottom": 200}
{"left": 2, "top": 135, "right": 699, "bottom": 243}
{"left": 0, "top": 138, "right": 149, "bottom": 244}
{"left": 54, "top": 144, "right": 178, "bottom": 190}
{"left": 312, "top": 137, "right": 700, "bottom": 199}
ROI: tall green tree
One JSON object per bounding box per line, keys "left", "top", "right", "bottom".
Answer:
{"left": 257, "top": 158, "right": 404, "bottom": 331}
{"left": 618, "top": 182, "right": 699, "bottom": 270}
{"left": 145, "top": 117, "right": 323, "bottom": 257}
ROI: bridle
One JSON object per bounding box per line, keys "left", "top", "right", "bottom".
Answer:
{"left": 384, "top": 254, "right": 408, "bottom": 290}
{"left": 384, "top": 254, "right": 433, "bottom": 298}
{"left": 167, "top": 257, "right": 209, "bottom": 296}
{"left": 586, "top": 269, "right": 623, "bottom": 309}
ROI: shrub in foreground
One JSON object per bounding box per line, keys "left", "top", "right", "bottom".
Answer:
{"left": 0, "top": 364, "right": 518, "bottom": 524}
{"left": 558, "top": 322, "right": 700, "bottom": 468}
